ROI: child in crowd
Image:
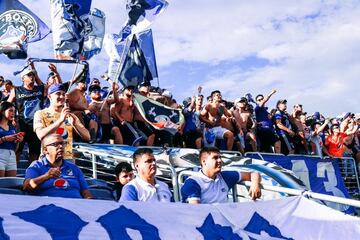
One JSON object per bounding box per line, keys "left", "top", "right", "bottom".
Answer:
{"left": 113, "top": 162, "right": 134, "bottom": 201}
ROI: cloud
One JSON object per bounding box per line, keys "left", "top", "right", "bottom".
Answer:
{"left": 1, "top": 0, "right": 359, "bottom": 116}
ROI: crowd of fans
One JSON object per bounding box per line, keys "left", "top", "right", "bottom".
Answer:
{"left": 0, "top": 63, "right": 359, "bottom": 182}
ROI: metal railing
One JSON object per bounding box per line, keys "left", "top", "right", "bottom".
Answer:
{"left": 177, "top": 169, "right": 360, "bottom": 209}
{"left": 74, "top": 147, "right": 180, "bottom": 201}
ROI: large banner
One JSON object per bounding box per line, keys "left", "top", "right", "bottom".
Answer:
{"left": 245, "top": 153, "right": 355, "bottom": 214}
{"left": 0, "top": 194, "right": 359, "bottom": 239}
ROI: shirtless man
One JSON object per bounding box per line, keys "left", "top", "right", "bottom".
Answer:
{"left": 67, "top": 82, "right": 98, "bottom": 143}
{"left": 88, "top": 83, "right": 122, "bottom": 144}
{"left": 232, "top": 97, "right": 257, "bottom": 152}
{"left": 111, "top": 86, "right": 154, "bottom": 146}
{"left": 200, "top": 90, "right": 234, "bottom": 150}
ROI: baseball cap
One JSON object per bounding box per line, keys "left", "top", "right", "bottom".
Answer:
{"left": 182, "top": 97, "right": 192, "bottom": 107}
{"left": 48, "top": 83, "right": 66, "bottom": 95}
{"left": 162, "top": 90, "right": 172, "bottom": 98}
{"left": 343, "top": 112, "right": 352, "bottom": 119}
{"left": 88, "top": 84, "right": 101, "bottom": 93}
{"left": 20, "top": 68, "right": 35, "bottom": 78}
{"left": 277, "top": 99, "right": 287, "bottom": 106}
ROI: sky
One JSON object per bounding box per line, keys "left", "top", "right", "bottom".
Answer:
{"left": 0, "top": 0, "right": 359, "bottom": 117}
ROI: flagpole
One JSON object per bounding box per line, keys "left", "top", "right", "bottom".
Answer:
{"left": 99, "top": 37, "right": 130, "bottom": 112}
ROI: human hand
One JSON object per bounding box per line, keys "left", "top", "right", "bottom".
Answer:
{"left": 248, "top": 183, "right": 262, "bottom": 200}
{"left": 16, "top": 132, "right": 25, "bottom": 142}
{"left": 48, "top": 63, "right": 58, "bottom": 73}
{"left": 289, "top": 130, "right": 296, "bottom": 137}
{"left": 46, "top": 167, "right": 61, "bottom": 179}
{"left": 60, "top": 106, "right": 70, "bottom": 122}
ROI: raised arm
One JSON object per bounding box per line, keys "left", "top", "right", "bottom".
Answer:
{"left": 258, "top": 90, "right": 276, "bottom": 107}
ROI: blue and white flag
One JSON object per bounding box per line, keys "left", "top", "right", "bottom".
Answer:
{"left": 138, "top": 29, "right": 158, "bottom": 79}
{"left": 50, "top": 0, "right": 105, "bottom": 60}
{"left": 0, "top": 194, "right": 359, "bottom": 239}
{"left": 118, "top": 35, "right": 153, "bottom": 87}
{"left": 119, "top": 0, "right": 168, "bottom": 41}
{"left": 0, "top": 0, "right": 51, "bottom": 59}
{"left": 245, "top": 153, "right": 356, "bottom": 214}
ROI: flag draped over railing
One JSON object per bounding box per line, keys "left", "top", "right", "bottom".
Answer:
{"left": 50, "top": 0, "right": 105, "bottom": 60}
{"left": 0, "top": 0, "right": 51, "bottom": 59}
{"left": 0, "top": 194, "right": 359, "bottom": 239}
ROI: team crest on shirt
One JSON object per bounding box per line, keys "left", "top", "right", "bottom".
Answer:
{"left": 66, "top": 169, "right": 74, "bottom": 176}
{"left": 221, "top": 188, "right": 226, "bottom": 192}
{"left": 54, "top": 178, "right": 69, "bottom": 189}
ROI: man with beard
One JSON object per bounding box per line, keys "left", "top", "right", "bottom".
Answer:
{"left": 120, "top": 148, "right": 172, "bottom": 202}
{"left": 23, "top": 134, "right": 92, "bottom": 199}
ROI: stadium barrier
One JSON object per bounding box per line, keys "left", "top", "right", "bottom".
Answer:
{"left": 177, "top": 170, "right": 360, "bottom": 210}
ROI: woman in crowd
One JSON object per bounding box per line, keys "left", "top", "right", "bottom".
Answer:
{"left": 0, "top": 102, "right": 24, "bottom": 177}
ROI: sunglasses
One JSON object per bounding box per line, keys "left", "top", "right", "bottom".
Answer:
{"left": 256, "top": 98, "right": 264, "bottom": 101}
{"left": 26, "top": 72, "right": 35, "bottom": 77}
{"left": 46, "top": 141, "right": 65, "bottom": 147}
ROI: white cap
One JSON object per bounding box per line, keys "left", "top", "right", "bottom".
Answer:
{"left": 20, "top": 68, "right": 35, "bottom": 78}
{"left": 162, "top": 90, "right": 172, "bottom": 98}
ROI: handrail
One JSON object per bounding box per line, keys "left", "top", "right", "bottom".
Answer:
{"left": 75, "top": 148, "right": 180, "bottom": 201}
{"left": 240, "top": 181, "right": 360, "bottom": 209}
{"left": 178, "top": 170, "right": 360, "bottom": 208}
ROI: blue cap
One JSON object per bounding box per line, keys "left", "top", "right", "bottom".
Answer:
{"left": 48, "top": 84, "right": 66, "bottom": 95}
{"left": 343, "top": 112, "right": 351, "bottom": 119}
{"left": 314, "top": 112, "right": 320, "bottom": 119}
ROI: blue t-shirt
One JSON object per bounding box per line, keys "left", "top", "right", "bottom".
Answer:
{"left": 181, "top": 170, "right": 241, "bottom": 204}
{"left": 255, "top": 105, "right": 272, "bottom": 129}
{"left": 183, "top": 109, "right": 200, "bottom": 132}
{"left": 274, "top": 110, "right": 291, "bottom": 135}
{"left": 0, "top": 125, "right": 17, "bottom": 150}
{"left": 25, "top": 157, "right": 89, "bottom": 198}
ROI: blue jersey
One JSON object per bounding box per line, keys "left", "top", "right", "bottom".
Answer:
{"left": 0, "top": 125, "right": 17, "bottom": 150}
{"left": 255, "top": 105, "right": 272, "bottom": 129}
{"left": 25, "top": 157, "right": 89, "bottom": 198}
{"left": 274, "top": 110, "right": 292, "bottom": 135}
{"left": 181, "top": 170, "right": 241, "bottom": 204}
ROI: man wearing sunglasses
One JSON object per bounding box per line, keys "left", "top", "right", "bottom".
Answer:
{"left": 23, "top": 134, "right": 92, "bottom": 199}
{"left": 254, "top": 90, "right": 281, "bottom": 153}
{"left": 7, "top": 64, "right": 49, "bottom": 163}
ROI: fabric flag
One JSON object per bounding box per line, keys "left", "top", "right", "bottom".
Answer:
{"left": 119, "top": 0, "right": 169, "bottom": 41}
{"left": 134, "top": 93, "right": 184, "bottom": 135}
{"left": 137, "top": 29, "right": 158, "bottom": 79}
{"left": 50, "top": 0, "right": 105, "bottom": 60}
{"left": 118, "top": 35, "right": 153, "bottom": 87}
{"left": 0, "top": 194, "right": 360, "bottom": 239}
{"left": 0, "top": 0, "right": 51, "bottom": 59}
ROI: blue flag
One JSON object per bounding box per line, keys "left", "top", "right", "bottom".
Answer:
{"left": 50, "top": 0, "right": 105, "bottom": 60}
{"left": 137, "top": 29, "right": 158, "bottom": 79}
{"left": 119, "top": 35, "right": 153, "bottom": 87}
{"left": 119, "top": 0, "right": 168, "bottom": 41}
{"left": 0, "top": 0, "right": 51, "bottom": 59}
